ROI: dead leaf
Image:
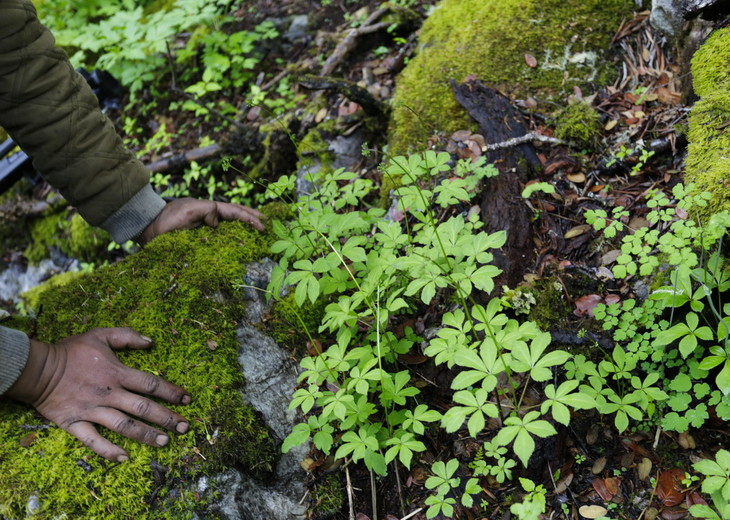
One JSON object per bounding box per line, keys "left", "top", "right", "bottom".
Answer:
{"left": 315, "top": 107, "right": 328, "bottom": 123}
{"left": 591, "top": 456, "right": 607, "bottom": 474}
{"left": 300, "top": 457, "right": 320, "bottom": 472}
{"left": 206, "top": 339, "right": 219, "bottom": 350}
{"left": 605, "top": 294, "right": 621, "bottom": 305}
{"left": 645, "top": 507, "right": 660, "bottom": 520}
{"left": 524, "top": 53, "right": 538, "bottom": 68}
{"left": 656, "top": 468, "right": 687, "bottom": 507}
{"left": 592, "top": 478, "right": 614, "bottom": 501}
{"left": 657, "top": 86, "right": 681, "bottom": 105}
{"left": 605, "top": 119, "right": 618, "bottom": 131}
{"left": 605, "top": 477, "right": 621, "bottom": 495}
{"left": 567, "top": 172, "right": 586, "bottom": 183}
{"left": 355, "top": 514, "right": 371, "bottom": 520}
{"left": 565, "top": 224, "right": 592, "bottom": 239}
{"left": 660, "top": 507, "right": 688, "bottom": 520}
{"left": 306, "top": 339, "right": 323, "bottom": 356}
{"left": 637, "top": 457, "right": 653, "bottom": 480}
{"left": 19, "top": 433, "right": 37, "bottom": 448}
{"left": 686, "top": 492, "right": 708, "bottom": 508}
{"left": 575, "top": 294, "right": 604, "bottom": 317}
{"left": 678, "top": 432, "right": 696, "bottom": 450}
{"left": 628, "top": 216, "right": 650, "bottom": 230}
{"left": 554, "top": 472, "right": 574, "bottom": 494}
{"left": 601, "top": 249, "right": 621, "bottom": 265}
{"left": 579, "top": 505, "right": 608, "bottom": 519}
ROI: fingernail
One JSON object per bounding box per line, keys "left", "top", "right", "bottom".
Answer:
{"left": 117, "top": 455, "right": 129, "bottom": 463}
{"left": 156, "top": 434, "right": 169, "bottom": 446}
{"left": 181, "top": 395, "right": 191, "bottom": 405}
{"left": 141, "top": 335, "right": 153, "bottom": 343}
{"left": 176, "top": 422, "right": 189, "bottom": 434}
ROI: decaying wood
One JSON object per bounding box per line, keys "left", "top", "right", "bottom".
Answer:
{"left": 321, "top": 7, "right": 391, "bottom": 76}
{"left": 145, "top": 144, "right": 222, "bottom": 173}
{"left": 299, "top": 75, "right": 387, "bottom": 116}
{"left": 483, "top": 132, "right": 564, "bottom": 151}
{"left": 451, "top": 79, "right": 540, "bottom": 288}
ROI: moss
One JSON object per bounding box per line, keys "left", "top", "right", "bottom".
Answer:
{"left": 0, "top": 221, "right": 279, "bottom": 519}
{"left": 685, "top": 28, "right": 730, "bottom": 218}
{"left": 311, "top": 473, "right": 345, "bottom": 519}
{"left": 265, "top": 292, "right": 327, "bottom": 355}
{"left": 297, "top": 120, "right": 340, "bottom": 175}
{"left": 24, "top": 209, "right": 111, "bottom": 264}
{"left": 527, "top": 277, "right": 570, "bottom": 330}
{"left": 388, "top": 0, "right": 632, "bottom": 154}
{"left": 554, "top": 102, "right": 602, "bottom": 148}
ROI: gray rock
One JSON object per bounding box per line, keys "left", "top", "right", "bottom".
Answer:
{"left": 650, "top": 0, "right": 684, "bottom": 38}
{"left": 285, "top": 15, "right": 309, "bottom": 43}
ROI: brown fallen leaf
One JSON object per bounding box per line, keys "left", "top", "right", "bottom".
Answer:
{"left": 567, "top": 172, "right": 586, "bottom": 183}
{"left": 592, "top": 478, "right": 614, "bottom": 501}
{"left": 524, "top": 53, "right": 538, "bottom": 68}
{"left": 678, "top": 431, "right": 696, "bottom": 450}
{"left": 660, "top": 507, "right": 688, "bottom": 520}
{"left": 637, "top": 457, "right": 653, "bottom": 480}
{"left": 605, "top": 476, "right": 621, "bottom": 495}
{"left": 19, "top": 432, "right": 37, "bottom": 448}
{"left": 206, "top": 339, "right": 219, "bottom": 351}
{"left": 605, "top": 119, "right": 618, "bottom": 131}
{"left": 574, "top": 294, "right": 604, "bottom": 318}
{"left": 656, "top": 468, "right": 687, "bottom": 507}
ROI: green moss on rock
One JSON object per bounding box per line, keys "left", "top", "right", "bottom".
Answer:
{"left": 0, "top": 221, "right": 279, "bottom": 519}
{"left": 388, "top": 0, "right": 632, "bottom": 154}
{"left": 686, "top": 28, "right": 730, "bottom": 217}
{"left": 25, "top": 209, "right": 111, "bottom": 264}
{"left": 554, "top": 102, "right": 602, "bottom": 148}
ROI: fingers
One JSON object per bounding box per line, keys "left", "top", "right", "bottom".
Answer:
{"left": 65, "top": 421, "right": 129, "bottom": 462}
{"left": 110, "top": 391, "right": 189, "bottom": 434}
{"left": 90, "top": 327, "right": 153, "bottom": 351}
{"left": 214, "top": 202, "right": 266, "bottom": 231}
{"left": 122, "top": 367, "right": 191, "bottom": 406}
{"left": 89, "top": 408, "right": 170, "bottom": 450}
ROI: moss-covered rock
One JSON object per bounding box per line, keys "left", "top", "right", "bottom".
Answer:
{"left": 0, "top": 221, "right": 279, "bottom": 519}
{"left": 25, "top": 210, "right": 111, "bottom": 264}
{"left": 686, "top": 28, "right": 730, "bottom": 217}
{"left": 388, "top": 0, "right": 632, "bottom": 154}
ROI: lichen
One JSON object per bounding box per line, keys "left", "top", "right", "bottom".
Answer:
{"left": 0, "top": 219, "right": 280, "bottom": 519}
{"left": 553, "top": 101, "right": 602, "bottom": 149}
{"left": 685, "top": 28, "right": 730, "bottom": 218}
{"left": 388, "top": 0, "right": 632, "bottom": 154}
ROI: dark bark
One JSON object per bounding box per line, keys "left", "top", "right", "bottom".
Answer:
{"left": 451, "top": 79, "right": 540, "bottom": 288}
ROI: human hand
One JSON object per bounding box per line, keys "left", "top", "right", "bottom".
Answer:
{"left": 138, "top": 198, "right": 265, "bottom": 245}
{"left": 5, "top": 328, "right": 190, "bottom": 462}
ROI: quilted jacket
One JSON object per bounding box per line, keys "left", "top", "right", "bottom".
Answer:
{"left": 0, "top": 0, "right": 167, "bottom": 393}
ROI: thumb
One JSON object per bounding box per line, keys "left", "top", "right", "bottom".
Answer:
{"left": 91, "top": 327, "right": 154, "bottom": 351}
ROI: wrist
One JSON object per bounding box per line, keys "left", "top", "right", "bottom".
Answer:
{"left": 6, "top": 339, "right": 55, "bottom": 405}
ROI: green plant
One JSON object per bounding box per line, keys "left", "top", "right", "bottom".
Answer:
{"left": 605, "top": 142, "right": 655, "bottom": 175}
{"left": 690, "top": 450, "right": 730, "bottom": 519}
{"left": 509, "top": 478, "right": 547, "bottom": 520}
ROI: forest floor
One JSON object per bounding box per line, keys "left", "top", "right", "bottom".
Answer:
{"left": 1, "top": 1, "right": 728, "bottom": 519}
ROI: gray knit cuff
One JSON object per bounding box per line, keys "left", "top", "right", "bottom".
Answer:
{"left": 99, "top": 184, "right": 167, "bottom": 243}
{"left": 0, "top": 326, "right": 30, "bottom": 395}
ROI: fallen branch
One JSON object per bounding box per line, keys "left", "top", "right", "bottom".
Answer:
{"left": 145, "top": 144, "right": 222, "bottom": 173}
{"left": 321, "top": 7, "right": 391, "bottom": 76}
{"left": 483, "top": 131, "right": 564, "bottom": 151}
{"left": 299, "top": 75, "right": 387, "bottom": 116}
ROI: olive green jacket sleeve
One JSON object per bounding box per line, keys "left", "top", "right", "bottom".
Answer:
{"left": 0, "top": 0, "right": 166, "bottom": 393}
{"left": 0, "top": 0, "right": 166, "bottom": 241}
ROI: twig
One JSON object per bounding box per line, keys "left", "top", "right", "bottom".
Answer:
{"left": 370, "top": 470, "right": 377, "bottom": 520}
{"left": 321, "top": 7, "right": 391, "bottom": 76}
{"left": 345, "top": 463, "right": 355, "bottom": 520}
{"left": 483, "top": 131, "right": 564, "bottom": 152}
{"left": 393, "top": 462, "right": 406, "bottom": 516}
{"left": 400, "top": 508, "right": 423, "bottom": 520}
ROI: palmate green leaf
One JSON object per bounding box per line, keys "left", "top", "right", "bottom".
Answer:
{"left": 717, "top": 361, "right": 730, "bottom": 395}
{"left": 384, "top": 432, "right": 427, "bottom": 468}
{"left": 495, "top": 411, "right": 557, "bottom": 467}
{"left": 541, "top": 380, "right": 596, "bottom": 425}
{"left": 451, "top": 342, "right": 507, "bottom": 391}
{"left": 510, "top": 332, "right": 570, "bottom": 381}
{"left": 441, "top": 389, "right": 498, "bottom": 437}
{"left": 282, "top": 422, "right": 311, "bottom": 453}
{"left": 688, "top": 504, "right": 722, "bottom": 520}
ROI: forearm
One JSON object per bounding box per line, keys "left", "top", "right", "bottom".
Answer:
{"left": 0, "top": 0, "right": 165, "bottom": 242}
{"left": 0, "top": 327, "right": 30, "bottom": 395}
